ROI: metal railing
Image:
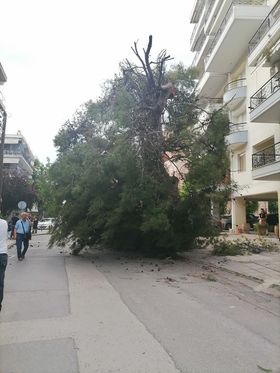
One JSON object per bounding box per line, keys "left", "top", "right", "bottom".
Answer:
{"left": 205, "top": 0, "right": 268, "bottom": 66}
{"left": 229, "top": 122, "right": 247, "bottom": 133}
{"left": 3, "top": 149, "right": 22, "bottom": 155}
{"left": 248, "top": 0, "right": 280, "bottom": 55}
{"left": 191, "top": 0, "right": 216, "bottom": 46}
{"left": 195, "top": 33, "right": 207, "bottom": 52}
{"left": 3, "top": 149, "right": 32, "bottom": 163}
{"left": 205, "top": 97, "right": 224, "bottom": 104}
{"left": 190, "top": 23, "right": 199, "bottom": 45}
{"left": 252, "top": 142, "right": 280, "bottom": 169}
{"left": 250, "top": 71, "right": 280, "bottom": 111}
{"left": 191, "top": 0, "right": 205, "bottom": 23}
{"left": 224, "top": 78, "right": 247, "bottom": 92}
{"left": 192, "top": 34, "right": 207, "bottom": 67}
{"left": 205, "top": 0, "right": 216, "bottom": 19}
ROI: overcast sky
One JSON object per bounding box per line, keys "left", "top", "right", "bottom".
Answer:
{"left": 0, "top": 0, "right": 195, "bottom": 163}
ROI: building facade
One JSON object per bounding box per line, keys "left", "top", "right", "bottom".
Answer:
{"left": 0, "top": 62, "right": 7, "bottom": 111}
{"left": 0, "top": 62, "right": 34, "bottom": 176}
{"left": 190, "top": 0, "right": 280, "bottom": 235}
{"left": 3, "top": 132, "right": 34, "bottom": 176}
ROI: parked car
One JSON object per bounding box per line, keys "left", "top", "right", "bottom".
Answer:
{"left": 220, "top": 215, "right": 232, "bottom": 230}
{"left": 220, "top": 214, "right": 258, "bottom": 230}
{"left": 37, "top": 218, "right": 56, "bottom": 230}
{"left": 247, "top": 214, "right": 259, "bottom": 228}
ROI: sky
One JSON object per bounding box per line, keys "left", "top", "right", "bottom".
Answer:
{"left": 0, "top": 0, "right": 195, "bottom": 163}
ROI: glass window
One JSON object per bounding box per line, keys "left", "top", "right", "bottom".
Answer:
{"left": 238, "top": 152, "right": 246, "bottom": 172}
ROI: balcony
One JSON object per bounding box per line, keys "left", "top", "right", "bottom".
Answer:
{"left": 0, "top": 91, "right": 5, "bottom": 111}
{"left": 196, "top": 72, "right": 227, "bottom": 98}
{"left": 198, "top": 97, "right": 224, "bottom": 111}
{"left": 3, "top": 151, "right": 33, "bottom": 175}
{"left": 0, "top": 62, "right": 7, "bottom": 84}
{"left": 252, "top": 142, "right": 280, "bottom": 180}
{"left": 190, "top": 9, "right": 207, "bottom": 52}
{"left": 250, "top": 71, "right": 280, "bottom": 123}
{"left": 192, "top": 35, "right": 214, "bottom": 73}
{"left": 248, "top": 0, "right": 280, "bottom": 66}
{"left": 223, "top": 78, "right": 247, "bottom": 112}
{"left": 190, "top": 0, "right": 205, "bottom": 23}
{"left": 204, "top": 0, "right": 223, "bottom": 35}
{"left": 225, "top": 122, "right": 248, "bottom": 149}
{"left": 205, "top": 0, "right": 270, "bottom": 73}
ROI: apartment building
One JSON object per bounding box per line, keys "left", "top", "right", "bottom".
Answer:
{"left": 0, "top": 62, "right": 7, "bottom": 116}
{"left": 0, "top": 62, "right": 34, "bottom": 176}
{"left": 3, "top": 132, "right": 34, "bottom": 176}
{"left": 190, "top": 0, "right": 280, "bottom": 236}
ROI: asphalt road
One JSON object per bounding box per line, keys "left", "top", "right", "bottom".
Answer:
{"left": 0, "top": 234, "right": 279, "bottom": 373}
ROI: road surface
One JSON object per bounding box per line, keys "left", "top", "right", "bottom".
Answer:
{"left": 0, "top": 234, "right": 279, "bottom": 373}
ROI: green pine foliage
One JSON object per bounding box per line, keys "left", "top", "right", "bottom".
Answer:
{"left": 46, "top": 37, "right": 230, "bottom": 256}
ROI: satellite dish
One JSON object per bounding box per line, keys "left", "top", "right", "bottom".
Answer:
{"left": 18, "top": 201, "right": 27, "bottom": 210}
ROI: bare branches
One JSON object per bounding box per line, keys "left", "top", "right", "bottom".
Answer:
{"left": 131, "top": 41, "right": 148, "bottom": 79}
{"left": 143, "top": 35, "right": 156, "bottom": 89}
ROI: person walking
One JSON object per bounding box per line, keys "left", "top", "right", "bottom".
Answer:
{"left": 32, "top": 216, "right": 38, "bottom": 234}
{"left": 15, "top": 212, "right": 31, "bottom": 260}
{"left": 0, "top": 217, "right": 8, "bottom": 312}
{"left": 10, "top": 213, "right": 19, "bottom": 239}
{"left": 259, "top": 208, "right": 267, "bottom": 224}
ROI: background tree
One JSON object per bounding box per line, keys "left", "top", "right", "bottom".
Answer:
{"left": 48, "top": 36, "right": 230, "bottom": 256}
{"left": 32, "top": 159, "right": 56, "bottom": 217}
{"left": 2, "top": 171, "right": 36, "bottom": 216}
{"left": 246, "top": 201, "right": 258, "bottom": 215}
{"left": 268, "top": 200, "right": 278, "bottom": 213}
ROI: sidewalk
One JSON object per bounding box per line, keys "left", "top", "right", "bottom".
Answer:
{"left": 1, "top": 235, "right": 180, "bottom": 373}
{"left": 191, "top": 233, "right": 280, "bottom": 297}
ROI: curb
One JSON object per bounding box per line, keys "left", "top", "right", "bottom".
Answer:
{"left": 208, "top": 262, "right": 264, "bottom": 284}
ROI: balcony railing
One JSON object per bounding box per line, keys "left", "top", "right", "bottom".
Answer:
{"left": 205, "top": 0, "right": 268, "bottom": 65}
{"left": 190, "top": 23, "right": 199, "bottom": 45}
{"left": 192, "top": 34, "right": 208, "bottom": 66}
{"left": 3, "top": 149, "right": 22, "bottom": 155}
{"left": 224, "top": 78, "right": 246, "bottom": 92}
{"left": 195, "top": 33, "right": 207, "bottom": 52}
{"left": 191, "top": 0, "right": 205, "bottom": 23}
{"left": 248, "top": 0, "right": 280, "bottom": 55}
{"left": 252, "top": 142, "right": 280, "bottom": 169}
{"left": 250, "top": 71, "right": 280, "bottom": 111}
{"left": 191, "top": 0, "right": 215, "bottom": 46}
{"left": 205, "top": 0, "right": 216, "bottom": 19}
{"left": 206, "top": 97, "right": 224, "bottom": 104}
{"left": 229, "top": 122, "right": 247, "bottom": 133}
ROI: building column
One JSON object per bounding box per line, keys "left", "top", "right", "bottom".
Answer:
{"left": 211, "top": 199, "right": 220, "bottom": 220}
{"left": 231, "top": 197, "right": 246, "bottom": 233}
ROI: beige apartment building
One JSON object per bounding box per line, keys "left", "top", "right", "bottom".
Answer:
{"left": 3, "top": 132, "right": 34, "bottom": 176}
{"left": 190, "top": 0, "right": 280, "bottom": 236}
{"left": 0, "top": 62, "right": 7, "bottom": 119}
{"left": 1, "top": 63, "right": 34, "bottom": 176}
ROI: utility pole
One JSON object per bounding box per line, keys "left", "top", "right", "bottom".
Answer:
{"left": 0, "top": 104, "right": 7, "bottom": 213}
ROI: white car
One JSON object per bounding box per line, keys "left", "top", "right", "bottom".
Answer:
{"left": 37, "top": 218, "right": 56, "bottom": 230}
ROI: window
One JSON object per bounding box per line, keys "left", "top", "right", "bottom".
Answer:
{"left": 238, "top": 152, "right": 246, "bottom": 172}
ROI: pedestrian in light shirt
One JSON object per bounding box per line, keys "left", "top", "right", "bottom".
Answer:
{"left": 15, "top": 212, "right": 31, "bottom": 260}
{"left": 0, "top": 217, "right": 8, "bottom": 312}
